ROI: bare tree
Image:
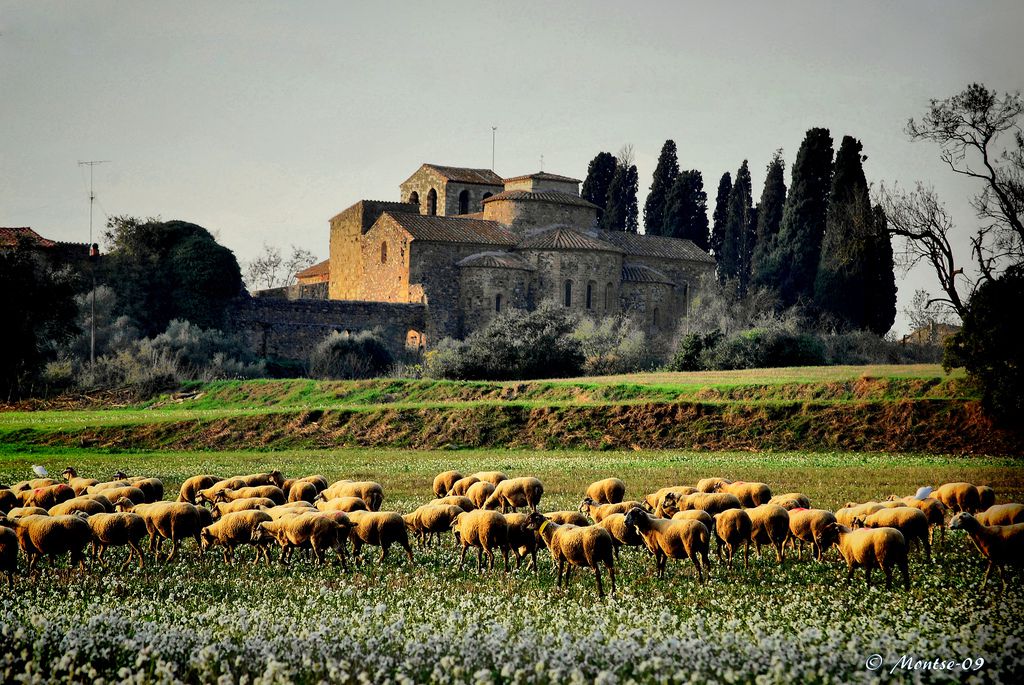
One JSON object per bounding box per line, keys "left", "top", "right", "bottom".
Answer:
{"left": 245, "top": 244, "right": 316, "bottom": 291}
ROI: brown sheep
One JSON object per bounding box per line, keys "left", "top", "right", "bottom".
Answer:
{"left": 254, "top": 512, "right": 351, "bottom": 566}
{"left": 0, "top": 525, "right": 16, "bottom": 586}
{"left": 933, "top": 482, "right": 981, "bottom": 514}
{"left": 92, "top": 486, "right": 147, "bottom": 507}
{"left": 211, "top": 497, "right": 278, "bottom": 519}
{"left": 466, "top": 481, "right": 496, "bottom": 509}
{"left": 346, "top": 510, "right": 413, "bottom": 564}
{"left": 403, "top": 504, "right": 464, "bottom": 547}
{"left": 768, "top": 493, "right": 812, "bottom": 510}
{"left": 976, "top": 503, "right": 1024, "bottom": 527}
{"left": 11, "top": 478, "right": 58, "bottom": 493}
{"left": 835, "top": 502, "right": 886, "bottom": 528}
{"left": 817, "top": 522, "right": 911, "bottom": 590}
{"left": 200, "top": 510, "right": 273, "bottom": 564}
{"left": 87, "top": 512, "right": 148, "bottom": 568}
{"left": 451, "top": 509, "right": 509, "bottom": 572}
{"left": 585, "top": 478, "right": 626, "bottom": 505}
{"left": 61, "top": 467, "right": 99, "bottom": 495}
{"left": 623, "top": 508, "right": 709, "bottom": 582}
{"left": 950, "top": 512, "right": 1024, "bottom": 588}
{"left": 447, "top": 476, "right": 480, "bottom": 497}
{"left": 236, "top": 471, "right": 285, "bottom": 488}
{"left": 315, "top": 497, "right": 368, "bottom": 514}
{"left": 195, "top": 478, "right": 247, "bottom": 504}
{"left": 260, "top": 504, "right": 313, "bottom": 521}
{"left": 430, "top": 495, "right": 476, "bottom": 511}
{"left": 319, "top": 481, "right": 384, "bottom": 511}
{"left": 643, "top": 486, "right": 697, "bottom": 512}
{"left": 714, "top": 481, "right": 772, "bottom": 507}
{"left": 483, "top": 477, "right": 544, "bottom": 513}
{"left": 579, "top": 498, "right": 642, "bottom": 523}
{"left": 130, "top": 478, "right": 165, "bottom": 503}
{"left": 890, "top": 496, "right": 948, "bottom": 546}
{"left": 977, "top": 486, "right": 996, "bottom": 511}
{"left": 746, "top": 504, "right": 790, "bottom": 564}
{"left": 595, "top": 513, "right": 645, "bottom": 558}
{"left": 713, "top": 508, "right": 752, "bottom": 570}
{"left": 675, "top": 492, "right": 742, "bottom": 517}
{"left": 504, "top": 512, "right": 539, "bottom": 571}
{"left": 18, "top": 484, "right": 76, "bottom": 509}
{"left": 527, "top": 512, "right": 616, "bottom": 598}
{"left": 857, "top": 508, "right": 932, "bottom": 563}
{"left": 6, "top": 507, "right": 48, "bottom": 519}
{"left": 432, "top": 470, "right": 463, "bottom": 498}
{"left": 0, "top": 488, "right": 18, "bottom": 513}
{"left": 213, "top": 486, "right": 286, "bottom": 506}
{"left": 86, "top": 479, "right": 132, "bottom": 494}
{"left": 546, "top": 511, "right": 590, "bottom": 527}
{"left": 787, "top": 508, "right": 837, "bottom": 561}
{"left": 696, "top": 477, "right": 730, "bottom": 493}
{"left": 118, "top": 500, "right": 212, "bottom": 561}
{"left": 13, "top": 514, "right": 92, "bottom": 572}
{"left": 178, "top": 475, "right": 221, "bottom": 503}
{"left": 281, "top": 475, "right": 328, "bottom": 495}
{"left": 469, "top": 471, "right": 508, "bottom": 486}
{"left": 671, "top": 510, "right": 715, "bottom": 529}
{"left": 48, "top": 497, "right": 107, "bottom": 518}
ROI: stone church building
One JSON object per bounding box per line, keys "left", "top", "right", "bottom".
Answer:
{"left": 316, "top": 163, "right": 714, "bottom": 348}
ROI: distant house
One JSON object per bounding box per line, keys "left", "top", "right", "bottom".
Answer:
{"left": 901, "top": 321, "right": 961, "bottom": 346}
{"left": 0, "top": 226, "right": 95, "bottom": 263}
{"left": 295, "top": 259, "right": 330, "bottom": 285}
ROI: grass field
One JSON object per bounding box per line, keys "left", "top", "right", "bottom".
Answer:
{"left": 1, "top": 446, "right": 1023, "bottom": 684}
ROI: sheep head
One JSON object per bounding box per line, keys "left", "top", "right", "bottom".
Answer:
{"left": 949, "top": 512, "right": 976, "bottom": 531}
{"left": 199, "top": 528, "right": 215, "bottom": 550}
{"left": 113, "top": 497, "right": 134, "bottom": 512}
{"left": 524, "top": 512, "right": 547, "bottom": 531}
{"left": 113, "top": 471, "right": 128, "bottom": 480}
{"left": 851, "top": 517, "right": 865, "bottom": 529}
{"left": 213, "top": 490, "right": 232, "bottom": 504}
{"left": 269, "top": 470, "right": 285, "bottom": 487}
{"left": 61, "top": 467, "right": 77, "bottom": 480}
{"left": 578, "top": 497, "right": 595, "bottom": 514}
{"left": 623, "top": 508, "right": 648, "bottom": 535}
{"left": 815, "top": 521, "right": 841, "bottom": 550}
{"left": 251, "top": 523, "right": 274, "bottom": 545}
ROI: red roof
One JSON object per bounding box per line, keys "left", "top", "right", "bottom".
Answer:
{"left": 0, "top": 226, "right": 55, "bottom": 248}
{"left": 482, "top": 189, "right": 599, "bottom": 210}
{"left": 295, "top": 259, "right": 329, "bottom": 279}
{"left": 503, "top": 171, "right": 582, "bottom": 184}
{"left": 516, "top": 227, "right": 622, "bottom": 253}
{"left": 415, "top": 164, "right": 504, "bottom": 186}
{"left": 382, "top": 212, "right": 518, "bottom": 246}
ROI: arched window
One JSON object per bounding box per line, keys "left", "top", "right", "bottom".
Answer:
{"left": 563, "top": 280, "right": 573, "bottom": 307}
{"left": 458, "top": 189, "right": 470, "bottom": 215}
{"left": 605, "top": 282, "right": 613, "bottom": 311}
{"left": 409, "top": 191, "right": 420, "bottom": 211}
{"left": 427, "top": 188, "right": 438, "bottom": 216}
{"left": 495, "top": 293, "right": 502, "bottom": 313}
{"left": 586, "top": 283, "right": 593, "bottom": 310}
{"left": 380, "top": 242, "right": 388, "bottom": 264}
{"left": 653, "top": 307, "right": 660, "bottom": 328}
{"left": 681, "top": 283, "right": 689, "bottom": 316}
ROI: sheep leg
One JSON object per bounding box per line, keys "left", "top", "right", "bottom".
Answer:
{"left": 378, "top": 542, "right": 390, "bottom": 565}
{"left": 923, "top": 536, "right": 931, "bottom": 564}
{"left": 593, "top": 565, "right": 604, "bottom": 599}
{"left": 129, "top": 540, "right": 144, "bottom": 569}
{"left": 743, "top": 542, "right": 749, "bottom": 570}
{"left": 167, "top": 538, "right": 180, "bottom": 562}
{"left": 607, "top": 561, "right": 616, "bottom": 594}
{"left": 402, "top": 539, "right": 413, "bottom": 564}
{"left": 982, "top": 561, "right": 993, "bottom": 588}
{"left": 556, "top": 558, "right": 565, "bottom": 588}
{"left": 865, "top": 565, "right": 873, "bottom": 588}
{"left": 502, "top": 544, "right": 510, "bottom": 573}
{"left": 476, "top": 546, "right": 485, "bottom": 573}
{"left": 222, "top": 548, "right": 230, "bottom": 564}
{"left": 775, "top": 540, "right": 784, "bottom": 565}
{"left": 458, "top": 545, "right": 469, "bottom": 571}
{"left": 900, "top": 560, "right": 911, "bottom": 590}
{"left": 692, "top": 552, "right": 704, "bottom": 583}
{"left": 312, "top": 543, "right": 324, "bottom": 565}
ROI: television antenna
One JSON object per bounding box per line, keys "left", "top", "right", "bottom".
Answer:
{"left": 78, "top": 159, "right": 110, "bottom": 365}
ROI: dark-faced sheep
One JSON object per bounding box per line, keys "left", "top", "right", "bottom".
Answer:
{"left": 0, "top": 525, "right": 17, "bottom": 586}
{"left": 585, "top": 478, "right": 626, "bottom": 505}
{"left": 856, "top": 507, "right": 932, "bottom": 563}
{"left": 950, "top": 512, "right": 1024, "bottom": 588}
{"left": 746, "top": 504, "right": 790, "bottom": 564}
{"left": 213, "top": 486, "right": 286, "bottom": 506}
{"left": 934, "top": 482, "right": 981, "bottom": 514}
{"left": 624, "top": 508, "right": 710, "bottom": 582}
{"left": 211, "top": 497, "right": 278, "bottom": 519}
{"left": 787, "top": 508, "right": 837, "bottom": 561}
{"left": 976, "top": 503, "right": 1024, "bottom": 527}
{"left": 643, "top": 486, "right": 697, "bottom": 513}
{"left": 200, "top": 510, "right": 273, "bottom": 564}
{"left": 504, "top": 512, "right": 539, "bottom": 571}
{"left": 87, "top": 512, "right": 148, "bottom": 569}
{"left": 13, "top": 514, "right": 92, "bottom": 572}
{"left": 178, "top": 475, "right": 221, "bottom": 503}
{"left": 432, "top": 470, "right": 463, "bottom": 498}
{"left": 403, "top": 504, "right": 464, "bottom": 547}
{"left": 527, "top": 512, "right": 616, "bottom": 598}
{"left": 483, "top": 477, "right": 543, "bottom": 513}
{"left": 466, "top": 481, "right": 496, "bottom": 509}
{"left": 451, "top": 509, "right": 509, "bottom": 572}
{"left": 346, "top": 510, "right": 413, "bottom": 564}
{"left": 817, "top": 522, "right": 911, "bottom": 590}
{"left": 579, "top": 498, "right": 642, "bottom": 523}
{"left": 447, "top": 476, "right": 480, "bottom": 497}
{"left": 254, "top": 512, "right": 351, "bottom": 566}
{"left": 713, "top": 508, "right": 752, "bottom": 570}
{"left": 713, "top": 481, "right": 772, "bottom": 508}
{"left": 119, "top": 500, "right": 212, "bottom": 561}
{"left": 61, "top": 467, "right": 99, "bottom": 495}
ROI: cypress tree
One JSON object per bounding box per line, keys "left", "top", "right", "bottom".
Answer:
{"left": 865, "top": 204, "right": 897, "bottom": 335}
{"left": 581, "top": 152, "right": 618, "bottom": 213}
{"left": 709, "top": 172, "right": 732, "bottom": 263}
{"left": 771, "top": 128, "right": 834, "bottom": 307}
{"left": 721, "top": 161, "right": 755, "bottom": 293}
{"left": 643, "top": 140, "right": 679, "bottom": 236}
{"left": 813, "top": 135, "right": 885, "bottom": 330}
{"left": 603, "top": 162, "right": 639, "bottom": 232}
{"left": 663, "top": 170, "right": 709, "bottom": 249}
{"left": 751, "top": 151, "right": 787, "bottom": 288}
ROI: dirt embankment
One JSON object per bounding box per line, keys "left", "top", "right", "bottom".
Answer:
{"left": 5, "top": 398, "right": 1018, "bottom": 455}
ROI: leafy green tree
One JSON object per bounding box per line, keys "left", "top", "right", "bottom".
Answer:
{"left": 581, "top": 152, "right": 618, "bottom": 214}
{"left": 751, "top": 151, "right": 787, "bottom": 287}
{"left": 0, "top": 241, "right": 79, "bottom": 399}
{"left": 643, "top": 140, "right": 679, "bottom": 236}
{"left": 663, "top": 170, "right": 709, "bottom": 249}
{"left": 721, "top": 161, "right": 755, "bottom": 293}
{"left": 102, "top": 217, "right": 243, "bottom": 337}
{"left": 710, "top": 172, "right": 732, "bottom": 262}
{"left": 603, "top": 162, "right": 639, "bottom": 233}
{"left": 768, "top": 128, "right": 834, "bottom": 306}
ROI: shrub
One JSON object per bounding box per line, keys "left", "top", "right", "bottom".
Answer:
{"left": 669, "top": 331, "right": 724, "bottom": 371}
{"left": 820, "top": 330, "right": 941, "bottom": 365}
{"left": 309, "top": 330, "right": 393, "bottom": 380}
{"left": 424, "top": 303, "right": 584, "bottom": 380}
{"left": 704, "top": 328, "right": 826, "bottom": 370}
{"left": 572, "top": 314, "right": 655, "bottom": 375}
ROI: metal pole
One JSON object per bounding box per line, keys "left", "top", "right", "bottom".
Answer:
{"left": 491, "top": 126, "right": 497, "bottom": 170}
{"left": 78, "top": 160, "right": 109, "bottom": 366}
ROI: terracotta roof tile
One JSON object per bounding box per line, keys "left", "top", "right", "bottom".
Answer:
{"left": 295, "top": 259, "right": 329, "bottom": 279}
{"left": 423, "top": 164, "right": 504, "bottom": 186}
{"left": 458, "top": 251, "right": 536, "bottom": 271}
{"left": 0, "top": 226, "right": 55, "bottom": 248}
{"left": 384, "top": 213, "right": 517, "bottom": 246}
{"left": 516, "top": 226, "right": 623, "bottom": 253}
{"left": 622, "top": 263, "right": 676, "bottom": 285}
{"left": 503, "top": 171, "right": 582, "bottom": 184}
{"left": 482, "top": 189, "right": 599, "bottom": 210}
{"left": 594, "top": 230, "right": 715, "bottom": 263}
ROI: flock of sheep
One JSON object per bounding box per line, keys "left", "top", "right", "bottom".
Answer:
{"left": 0, "top": 466, "right": 1021, "bottom": 598}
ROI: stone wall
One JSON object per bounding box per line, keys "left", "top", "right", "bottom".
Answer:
{"left": 252, "top": 282, "right": 328, "bottom": 301}
{"left": 328, "top": 200, "right": 414, "bottom": 300}
{"left": 399, "top": 167, "right": 501, "bottom": 216}
{"left": 230, "top": 297, "right": 426, "bottom": 360}
{"left": 359, "top": 218, "right": 411, "bottom": 302}
{"left": 483, "top": 197, "right": 598, "bottom": 234}
{"left": 458, "top": 265, "right": 534, "bottom": 333}
{"left": 519, "top": 248, "right": 623, "bottom": 315}
{"left": 624, "top": 255, "right": 714, "bottom": 324}
{"left": 620, "top": 280, "right": 675, "bottom": 338}
{"left": 409, "top": 241, "right": 499, "bottom": 340}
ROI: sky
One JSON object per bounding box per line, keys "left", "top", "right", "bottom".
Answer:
{"left": 2, "top": 1, "right": 1022, "bottom": 335}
